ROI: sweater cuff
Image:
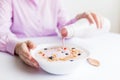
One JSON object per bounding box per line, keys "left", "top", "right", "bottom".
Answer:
{"left": 6, "top": 38, "right": 19, "bottom": 55}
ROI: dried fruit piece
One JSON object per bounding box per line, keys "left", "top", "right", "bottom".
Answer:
{"left": 39, "top": 51, "right": 42, "bottom": 54}
{"left": 48, "top": 56, "right": 53, "bottom": 60}
{"left": 70, "top": 60, "right": 74, "bottom": 62}
{"left": 71, "top": 48, "right": 75, "bottom": 49}
{"left": 64, "top": 47, "right": 67, "bottom": 50}
{"left": 87, "top": 58, "right": 100, "bottom": 67}
{"left": 65, "top": 53, "right": 68, "bottom": 55}
{"left": 78, "top": 53, "right": 81, "bottom": 56}
{"left": 44, "top": 48, "right": 48, "bottom": 50}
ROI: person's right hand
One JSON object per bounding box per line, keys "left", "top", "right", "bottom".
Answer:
{"left": 76, "top": 12, "right": 102, "bottom": 29}
{"left": 15, "top": 40, "right": 39, "bottom": 68}
{"left": 60, "top": 12, "right": 103, "bottom": 38}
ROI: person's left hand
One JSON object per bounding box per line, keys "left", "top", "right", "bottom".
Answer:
{"left": 76, "top": 12, "right": 102, "bottom": 29}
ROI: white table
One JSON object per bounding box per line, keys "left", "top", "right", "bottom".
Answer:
{"left": 0, "top": 33, "right": 120, "bottom": 80}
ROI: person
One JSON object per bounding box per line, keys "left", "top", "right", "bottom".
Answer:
{"left": 0, "top": 0, "right": 110, "bottom": 68}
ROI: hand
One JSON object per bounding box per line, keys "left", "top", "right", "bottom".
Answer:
{"left": 15, "top": 40, "right": 39, "bottom": 68}
{"left": 60, "top": 12, "right": 103, "bottom": 38}
{"left": 76, "top": 12, "right": 102, "bottom": 29}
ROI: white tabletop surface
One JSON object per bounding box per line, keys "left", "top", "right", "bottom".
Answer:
{"left": 0, "top": 33, "right": 120, "bottom": 80}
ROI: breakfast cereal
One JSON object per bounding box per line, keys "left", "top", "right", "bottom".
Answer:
{"left": 38, "top": 46, "right": 84, "bottom": 62}
{"left": 87, "top": 58, "right": 100, "bottom": 67}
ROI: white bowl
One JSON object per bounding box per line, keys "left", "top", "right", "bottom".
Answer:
{"left": 30, "top": 43, "right": 89, "bottom": 74}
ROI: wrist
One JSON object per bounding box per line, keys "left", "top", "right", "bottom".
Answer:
{"left": 6, "top": 38, "right": 20, "bottom": 55}
{"left": 14, "top": 42, "right": 22, "bottom": 55}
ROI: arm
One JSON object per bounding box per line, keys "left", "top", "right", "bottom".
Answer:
{"left": 0, "top": 0, "right": 39, "bottom": 68}
{"left": 63, "top": 16, "right": 111, "bottom": 38}
{"left": 57, "top": 9, "right": 111, "bottom": 38}
{"left": 0, "top": 0, "right": 19, "bottom": 55}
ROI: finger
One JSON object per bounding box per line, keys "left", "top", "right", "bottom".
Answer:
{"left": 21, "top": 43, "right": 32, "bottom": 59}
{"left": 99, "top": 16, "right": 102, "bottom": 29}
{"left": 26, "top": 40, "right": 36, "bottom": 49}
{"left": 96, "top": 14, "right": 103, "bottom": 29}
{"left": 20, "top": 55, "right": 39, "bottom": 68}
{"left": 25, "top": 58, "right": 38, "bottom": 68}
{"left": 75, "top": 12, "right": 94, "bottom": 24}
{"left": 26, "top": 58, "right": 39, "bottom": 68}
{"left": 75, "top": 13, "right": 82, "bottom": 20}
{"left": 23, "top": 57, "right": 35, "bottom": 68}
{"left": 30, "top": 57, "right": 39, "bottom": 68}
{"left": 19, "top": 55, "right": 33, "bottom": 66}
{"left": 91, "top": 12, "right": 101, "bottom": 28}
{"left": 83, "top": 12, "right": 94, "bottom": 24}
{"left": 21, "top": 51, "right": 31, "bottom": 59}
{"left": 19, "top": 55, "right": 31, "bottom": 66}
{"left": 19, "top": 42, "right": 31, "bottom": 58}
{"left": 22, "top": 54, "right": 39, "bottom": 68}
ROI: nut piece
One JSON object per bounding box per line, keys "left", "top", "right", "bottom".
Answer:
{"left": 87, "top": 58, "right": 100, "bottom": 67}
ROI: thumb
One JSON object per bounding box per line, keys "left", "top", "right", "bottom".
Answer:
{"left": 61, "top": 28, "right": 68, "bottom": 38}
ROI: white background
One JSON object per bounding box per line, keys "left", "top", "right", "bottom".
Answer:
{"left": 61, "top": 0, "right": 120, "bottom": 33}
